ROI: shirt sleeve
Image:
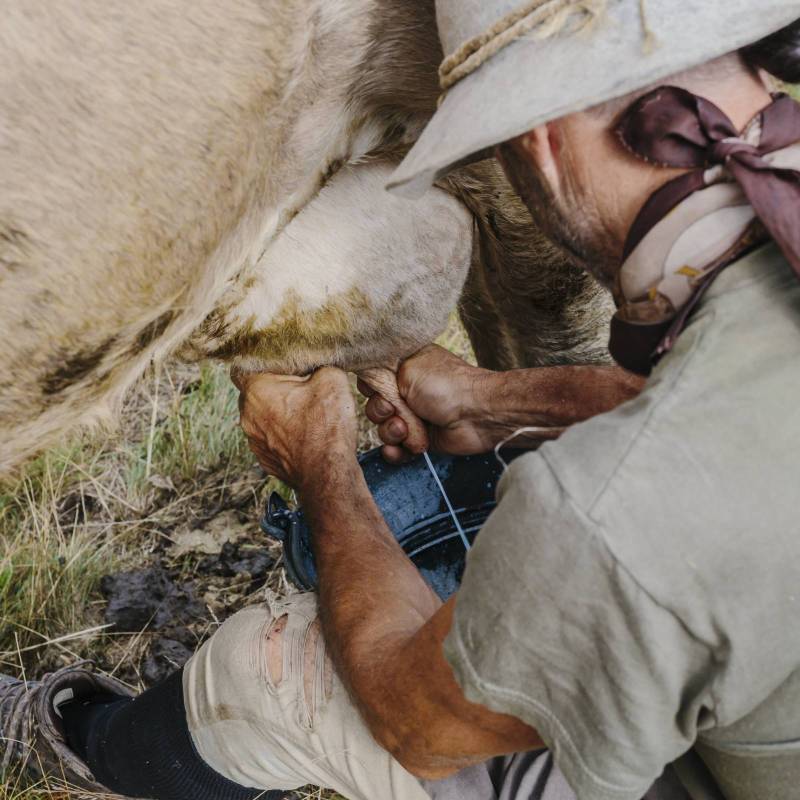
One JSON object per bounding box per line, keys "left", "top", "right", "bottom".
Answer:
{"left": 444, "top": 451, "right": 717, "bottom": 800}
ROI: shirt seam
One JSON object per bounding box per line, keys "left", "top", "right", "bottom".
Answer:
{"left": 456, "top": 458, "right": 721, "bottom": 796}
{"left": 550, "top": 309, "right": 715, "bottom": 514}
{"left": 539, "top": 455, "right": 722, "bottom": 726}
{"left": 705, "top": 244, "right": 793, "bottom": 300}
{"left": 447, "top": 629, "right": 645, "bottom": 800}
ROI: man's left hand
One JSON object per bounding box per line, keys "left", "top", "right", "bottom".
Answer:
{"left": 233, "top": 367, "right": 358, "bottom": 490}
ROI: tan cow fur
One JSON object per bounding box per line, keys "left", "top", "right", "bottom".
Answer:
{"left": 0, "top": 0, "right": 613, "bottom": 476}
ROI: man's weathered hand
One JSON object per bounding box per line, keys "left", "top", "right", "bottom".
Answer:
{"left": 233, "top": 367, "right": 357, "bottom": 490}
{"left": 360, "top": 344, "right": 645, "bottom": 462}
{"left": 358, "top": 345, "right": 494, "bottom": 463}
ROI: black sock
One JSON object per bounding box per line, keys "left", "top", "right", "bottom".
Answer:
{"left": 61, "top": 691, "right": 131, "bottom": 763}
{"left": 59, "top": 668, "right": 286, "bottom": 800}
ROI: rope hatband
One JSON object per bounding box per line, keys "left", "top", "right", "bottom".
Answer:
{"left": 439, "top": 0, "right": 608, "bottom": 92}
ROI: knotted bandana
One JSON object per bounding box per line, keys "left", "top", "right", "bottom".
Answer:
{"left": 609, "top": 87, "right": 800, "bottom": 375}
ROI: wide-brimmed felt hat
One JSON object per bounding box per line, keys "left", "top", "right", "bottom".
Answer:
{"left": 389, "top": 0, "right": 800, "bottom": 193}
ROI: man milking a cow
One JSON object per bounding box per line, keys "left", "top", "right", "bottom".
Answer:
{"left": 3, "top": 1, "right": 800, "bottom": 799}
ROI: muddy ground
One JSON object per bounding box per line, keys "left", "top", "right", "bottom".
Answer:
{"left": 99, "top": 505, "right": 284, "bottom": 687}
{"left": 1, "top": 321, "right": 473, "bottom": 800}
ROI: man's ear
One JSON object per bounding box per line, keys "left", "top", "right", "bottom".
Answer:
{"left": 755, "top": 66, "right": 778, "bottom": 92}
{"left": 512, "top": 124, "right": 562, "bottom": 194}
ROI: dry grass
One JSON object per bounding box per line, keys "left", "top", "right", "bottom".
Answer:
{"left": 0, "top": 317, "right": 473, "bottom": 800}
{"left": 0, "top": 362, "right": 268, "bottom": 671}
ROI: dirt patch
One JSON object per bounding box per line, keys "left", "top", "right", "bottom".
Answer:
{"left": 101, "top": 567, "right": 206, "bottom": 632}
{"left": 168, "top": 509, "right": 253, "bottom": 557}
{"left": 98, "top": 506, "right": 283, "bottom": 687}
{"left": 198, "top": 540, "right": 276, "bottom": 581}
{"left": 142, "top": 636, "right": 196, "bottom": 685}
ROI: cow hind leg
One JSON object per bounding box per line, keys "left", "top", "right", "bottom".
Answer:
{"left": 446, "top": 161, "right": 616, "bottom": 372}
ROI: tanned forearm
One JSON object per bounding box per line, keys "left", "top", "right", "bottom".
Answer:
{"left": 235, "top": 367, "right": 543, "bottom": 776}
{"left": 467, "top": 365, "right": 644, "bottom": 447}
{"left": 300, "top": 452, "right": 541, "bottom": 778}
{"left": 371, "top": 347, "right": 644, "bottom": 457}
{"left": 302, "top": 452, "right": 441, "bottom": 718}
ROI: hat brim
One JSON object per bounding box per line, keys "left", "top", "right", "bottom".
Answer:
{"left": 389, "top": 0, "right": 800, "bottom": 195}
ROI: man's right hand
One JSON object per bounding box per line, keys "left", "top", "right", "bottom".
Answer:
{"left": 359, "top": 345, "right": 646, "bottom": 463}
{"left": 358, "top": 345, "right": 494, "bottom": 463}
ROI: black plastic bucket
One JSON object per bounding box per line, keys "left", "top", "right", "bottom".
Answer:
{"left": 261, "top": 448, "right": 521, "bottom": 601}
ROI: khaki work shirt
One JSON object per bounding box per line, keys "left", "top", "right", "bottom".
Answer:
{"left": 445, "top": 244, "right": 800, "bottom": 800}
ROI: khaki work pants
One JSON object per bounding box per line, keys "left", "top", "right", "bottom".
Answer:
{"left": 182, "top": 592, "right": 685, "bottom": 800}
{"left": 183, "top": 592, "right": 436, "bottom": 799}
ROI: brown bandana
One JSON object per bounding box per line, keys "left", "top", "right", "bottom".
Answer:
{"left": 609, "top": 87, "right": 800, "bottom": 376}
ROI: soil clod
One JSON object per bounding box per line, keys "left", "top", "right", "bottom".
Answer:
{"left": 101, "top": 567, "right": 206, "bottom": 632}
{"left": 200, "top": 541, "right": 275, "bottom": 582}
{"left": 142, "top": 637, "right": 195, "bottom": 686}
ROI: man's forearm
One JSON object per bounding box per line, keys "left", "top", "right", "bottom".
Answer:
{"left": 469, "top": 365, "right": 644, "bottom": 445}
{"left": 235, "top": 364, "right": 547, "bottom": 774}
{"left": 300, "top": 452, "right": 441, "bottom": 717}
{"left": 298, "top": 453, "right": 541, "bottom": 776}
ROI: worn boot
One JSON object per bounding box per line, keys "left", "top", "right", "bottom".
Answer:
{"left": 0, "top": 661, "right": 134, "bottom": 792}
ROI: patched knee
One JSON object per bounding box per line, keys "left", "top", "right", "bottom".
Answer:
{"left": 265, "top": 614, "right": 288, "bottom": 688}
{"left": 263, "top": 604, "right": 334, "bottom": 730}
{"left": 302, "top": 619, "right": 335, "bottom": 717}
